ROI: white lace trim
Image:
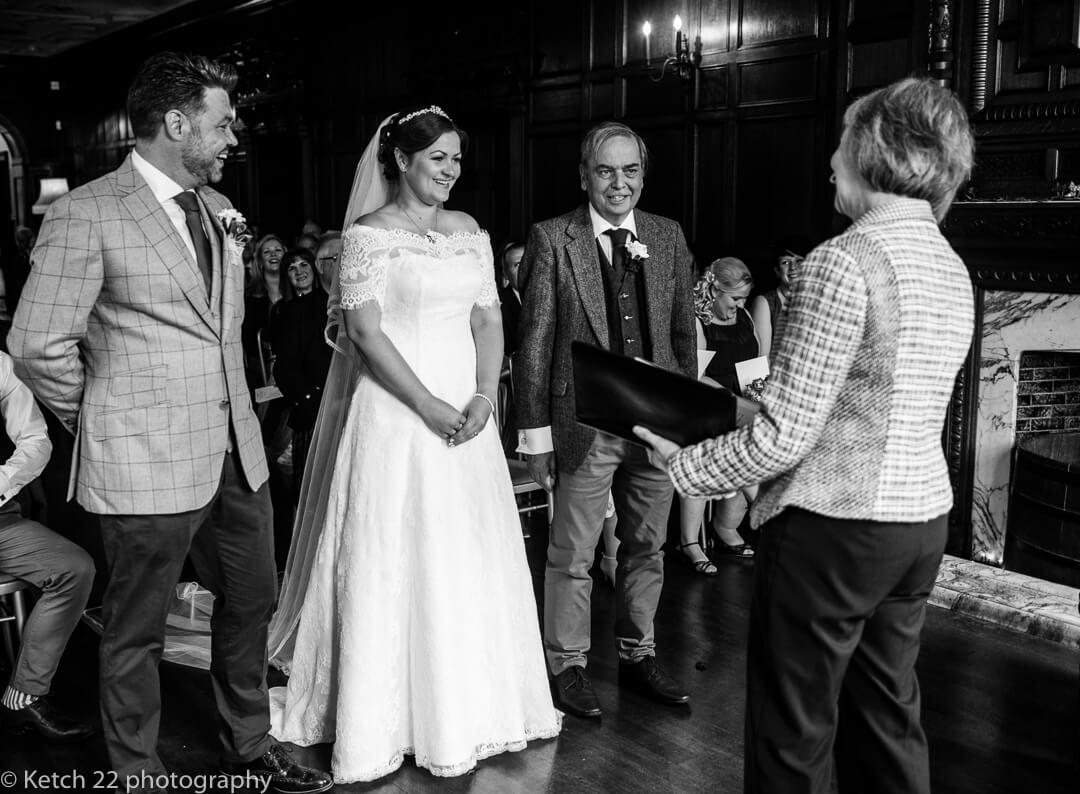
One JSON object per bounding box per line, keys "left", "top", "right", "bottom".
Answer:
{"left": 327, "top": 718, "right": 563, "bottom": 783}
{"left": 338, "top": 224, "right": 497, "bottom": 310}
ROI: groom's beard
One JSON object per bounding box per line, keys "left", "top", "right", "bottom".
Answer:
{"left": 182, "top": 128, "right": 224, "bottom": 186}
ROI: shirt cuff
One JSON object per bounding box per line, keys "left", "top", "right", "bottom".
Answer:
{"left": 517, "top": 426, "right": 554, "bottom": 455}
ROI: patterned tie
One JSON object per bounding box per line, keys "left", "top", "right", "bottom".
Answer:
{"left": 604, "top": 227, "right": 630, "bottom": 273}
{"left": 173, "top": 191, "right": 212, "bottom": 292}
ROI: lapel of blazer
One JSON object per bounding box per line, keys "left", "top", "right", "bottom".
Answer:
{"left": 199, "top": 190, "right": 233, "bottom": 338}
{"left": 565, "top": 205, "right": 609, "bottom": 347}
{"left": 635, "top": 210, "right": 669, "bottom": 347}
{"left": 116, "top": 155, "right": 219, "bottom": 337}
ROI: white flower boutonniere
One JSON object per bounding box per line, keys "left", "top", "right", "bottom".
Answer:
{"left": 217, "top": 208, "right": 253, "bottom": 247}
{"left": 623, "top": 239, "right": 649, "bottom": 274}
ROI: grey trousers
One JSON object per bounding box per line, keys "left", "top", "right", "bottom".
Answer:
{"left": 544, "top": 431, "right": 674, "bottom": 674}
{"left": 0, "top": 498, "right": 94, "bottom": 695}
{"left": 97, "top": 452, "right": 276, "bottom": 782}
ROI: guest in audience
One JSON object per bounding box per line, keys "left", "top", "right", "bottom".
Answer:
{"left": 635, "top": 76, "right": 975, "bottom": 794}
{"left": 515, "top": 120, "right": 696, "bottom": 719}
{"left": 268, "top": 105, "right": 559, "bottom": 782}
{"left": 242, "top": 234, "right": 286, "bottom": 394}
{"left": 295, "top": 232, "right": 319, "bottom": 254}
{"left": 749, "top": 236, "right": 811, "bottom": 359}
{"left": 0, "top": 352, "right": 95, "bottom": 742}
{"left": 313, "top": 231, "right": 342, "bottom": 294}
{"left": 272, "top": 247, "right": 331, "bottom": 500}
{"left": 496, "top": 241, "right": 524, "bottom": 355}
{"left": 8, "top": 51, "right": 331, "bottom": 794}
{"left": 300, "top": 219, "right": 322, "bottom": 239}
{"left": 676, "top": 257, "right": 759, "bottom": 574}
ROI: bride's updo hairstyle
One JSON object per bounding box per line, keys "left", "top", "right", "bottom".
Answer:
{"left": 377, "top": 105, "right": 470, "bottom": 182}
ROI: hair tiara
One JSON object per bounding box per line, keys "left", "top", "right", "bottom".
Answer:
{"left": 398, "top": 105, "right": 452, "bottom": 125}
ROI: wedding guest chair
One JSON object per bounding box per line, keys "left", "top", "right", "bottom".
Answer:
{"left": 0, "top": 571, "right": 30, "bottom": 667}
{"left": 498, "top": 362, "right": 554, "bottom": 537}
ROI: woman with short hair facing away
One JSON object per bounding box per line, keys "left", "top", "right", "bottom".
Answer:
{"left": 635, "top": 77, "right": 975, "bottom": 794}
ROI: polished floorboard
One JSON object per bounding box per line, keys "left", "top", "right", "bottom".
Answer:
{"left": 5, "top": 516, "right": 1077, "bottom": 793}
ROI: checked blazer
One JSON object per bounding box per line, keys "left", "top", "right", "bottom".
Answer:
{"left": 8, "top": 153, "right": 269, "bottom": 515}
{"left": 514, "top": 204, "right": 697, "bottom": 472}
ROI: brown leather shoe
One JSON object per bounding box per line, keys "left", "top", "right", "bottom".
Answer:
{"left": 551, "top": 666, "right": 602, "bottom": 719}
{"left": 2, "top": 696, "right": 96, "bottom": 742}
{"left": 224, "top": 743, "right": 333, "bottom": 793}
{"left": 618, "top": 657, "right": 690, "bottom": 705}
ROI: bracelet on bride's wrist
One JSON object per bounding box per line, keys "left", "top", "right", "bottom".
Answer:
{"left": 472, "top": 392, "right": 496, "bottom": 416}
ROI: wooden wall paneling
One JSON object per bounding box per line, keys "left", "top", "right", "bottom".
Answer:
{"left": 533, "top": 0, "right": 587, "bottom": 76}
{"left": 697, "top": 64, "right": 730, "bottom": 110}
{"left": 624, "top": 71, "right": 693, "bottom": 116}
{"left": 699, "top": 0, "right": 734, "bottom": 56}
{"left": 590, "top": 80, "right": 617, "bottom": 119}
{"left": 849, "top": 0, "right": 916, "bottom": 23}
{"left": 632, "top": 121, "right": 689, "bottom": 228}
{"left": 529, "top": 130, "right": 584, "bottom": 226}
{"left": 694, "top": 119, "right": 732, "bottom": 255}
{"left": 732, "top": 114, "right": 819, "bottom": 273}
{"left": 737, "top": 54, "right": 817, "bottom": 105}
{"left": 737, "top": 0, "right": 820, "bottom": 49}
{"left": 848, "top": 39, "right": 911, "bottom": 93}
{"left": 1017, "top": 0, "right": 1080, "bottom": 70}
{"left": 591, "top": 0, "right": 618, "bottom": 70}
{"left": 533, "top": 85, "right": 584, "bottom": 123}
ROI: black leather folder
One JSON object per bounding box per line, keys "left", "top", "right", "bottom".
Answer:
{"left": 572, "top": 341, "right": 760, "bottom": 447}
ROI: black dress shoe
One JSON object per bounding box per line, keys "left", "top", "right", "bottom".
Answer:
{"left": 551, "top": 666, "right": 602, "bottom": 719}
{"left": 225, "top": 743, "right": 333, "bottom": 794}
{"left": 618, "top": 657, "right": 690, "bottom": 705}
{"left": 2, "top": 696, "right": 96, "bottom": 742}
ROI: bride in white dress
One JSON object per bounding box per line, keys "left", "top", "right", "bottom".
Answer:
{"left": 266, "top": 107, "right": 561, "bottom": 783}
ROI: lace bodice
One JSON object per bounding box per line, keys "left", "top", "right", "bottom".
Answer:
{"left": 339, "top": 225, "right": 498, "bottom": 311}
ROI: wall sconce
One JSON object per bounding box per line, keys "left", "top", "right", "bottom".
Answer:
{"left": 32, "top": 177, "right": 70, "bottom": 214}
{"left": 642, "top": 15, "right": 702, "bottom": 82}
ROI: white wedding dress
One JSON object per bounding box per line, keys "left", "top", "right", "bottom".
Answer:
{"left": 269, "top": 224, "right": 561, "bottom": 783}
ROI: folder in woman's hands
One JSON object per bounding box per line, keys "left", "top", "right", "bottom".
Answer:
{"left": 572, "top": 341, "right": 759, "bottom": 448}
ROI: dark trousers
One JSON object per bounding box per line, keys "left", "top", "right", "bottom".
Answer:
{"left": 0, "top": 500, "right": 94, "bottom": 695}
{"left": 97, "top": 452, "right": 275, "bottom": 781}
{"left": 545, "top": 431, "right": 674, "bottom": 674}
{"left": 745, "top": 508, "right": 948, "bottom": 794}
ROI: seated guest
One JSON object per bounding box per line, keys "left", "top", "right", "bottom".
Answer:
{"left": 313, "top": 231, "right": 342, "bottom": 295}
{"left": 677, "top": 257, "right": 758, "bottom": 574}
{"left": 272, "top": 248, "right": 332, "bottom": 500}
{"left": 0, "top": 351, "right": 95, "bottom": 741}
{"left": 749, "top": 236, "right": 812, "bottom": 359}
{"left": 496, "top": 241, "right": 524, "bottom": 355}
{"left": 242, "top": 234, "right": 286, "bottom": 395}
{"left": 295, "top": 232, "right": 319, "bottom": 255}
{"left": 635, "top": 76, "right": 975, "bottom": 794}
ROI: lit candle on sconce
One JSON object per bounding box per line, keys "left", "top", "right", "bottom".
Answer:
{"left": 673, "top": 14, "right": 683, "bottom": 56}
{"left": 642, "top": 20, "right": 652, "bottom": 65}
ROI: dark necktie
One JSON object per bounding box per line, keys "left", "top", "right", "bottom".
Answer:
{"left": 603, "top": 227, "right": 630, "bottom": 273}
{"left": 173, "top": 191, "right": 212, "bottom": 292}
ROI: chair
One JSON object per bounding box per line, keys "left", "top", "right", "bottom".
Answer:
{"left": 497, "top": 362, "right": 554, "bottom": 536}
{"left": 0, "top": 572, "right": 30, "bottom": 668}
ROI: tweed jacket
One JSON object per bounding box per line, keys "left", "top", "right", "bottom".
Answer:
{"left": 514, "top": 204, "right": 696, "bottom": 472}
{"left": 8, "top": 153, "right": 268, "bottom": 515}
{"left": 669, "top": 198, "right": 974, "bottom": 526}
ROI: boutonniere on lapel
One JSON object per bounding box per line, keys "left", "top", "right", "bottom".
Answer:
{"left": 623, "top": 239, "right": 649, "bottom": 274}
{"left": 217, "top": 209, "right": 253, "bottom": 249}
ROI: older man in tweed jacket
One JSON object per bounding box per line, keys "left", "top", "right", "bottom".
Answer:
{"left": 514, "top": 121, "right": 696, "bottom": 720}
{"left": 9, "top": 53, "right": 330, "bottom": 794}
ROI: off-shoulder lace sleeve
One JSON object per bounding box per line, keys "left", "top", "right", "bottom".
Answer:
{"left": 339, "top": 225, "right": 389, "bottom": 309}
{"left": 474, "top": 239, "right": 499, "bottom": 308}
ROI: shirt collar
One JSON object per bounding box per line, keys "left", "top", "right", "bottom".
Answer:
{"left": 588, "top": 203, "right": 638, "bottom": 241}
{"left": 131, "top": 149, "right": 190, "bottom": 207}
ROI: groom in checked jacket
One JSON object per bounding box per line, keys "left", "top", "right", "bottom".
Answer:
{"left": 9, "top": 53, "right": 330, "bottom": 794}
{"left": 514, "top": 121, "right": 696, "bottom": 718}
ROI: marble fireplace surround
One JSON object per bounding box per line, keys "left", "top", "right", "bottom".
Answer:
{"left": 970, "top": 291, "right": 1080, "bottom": 564}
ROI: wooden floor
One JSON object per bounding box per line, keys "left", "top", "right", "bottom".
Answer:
{"left": 5, "top": 515, "right": 1078, "bottom": 793}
